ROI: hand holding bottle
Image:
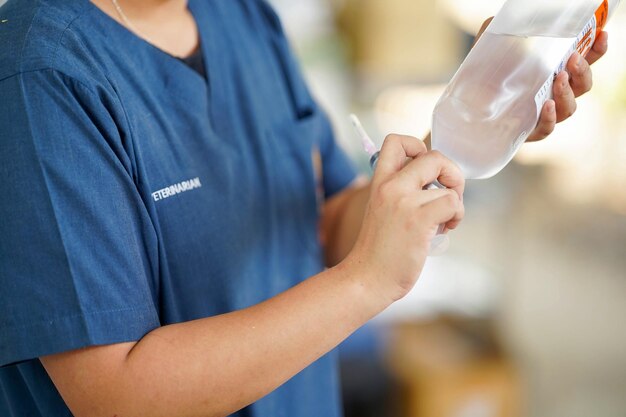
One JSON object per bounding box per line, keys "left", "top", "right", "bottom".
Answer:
{"left": 471, "top": 17, "right": 608, "bottom": 144}
{"left": 528, "top": 31, "right": 608, "bottom": 141}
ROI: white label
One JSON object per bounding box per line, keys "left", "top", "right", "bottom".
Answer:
{"left": 534, "top": 16, "right": 598, "bottom": 118}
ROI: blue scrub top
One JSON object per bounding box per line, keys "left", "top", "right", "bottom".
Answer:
{"left": 0, "top": 0, "right": 357, "bottom": 416}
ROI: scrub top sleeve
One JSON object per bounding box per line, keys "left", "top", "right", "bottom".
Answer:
{"left": 316, "top": 109, "right": 359, "bottom": 198}
{"left": 256, "top": 0, "right": 358, "bottom": 198}
{"left": 0, "top": 70, "right": 160, "bottom": 367}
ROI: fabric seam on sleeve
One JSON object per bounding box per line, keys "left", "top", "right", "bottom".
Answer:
{"left": 2, "top": 305, "right": 156, "bottom": 331}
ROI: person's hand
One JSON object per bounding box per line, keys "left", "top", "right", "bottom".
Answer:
{"left": 528, "top": 31, "right": 608, "bottom": 141}
{"left": 474, "top": 18, "right": 609, "bottom": 142}
{"left": 344, "top": 135, "right": 465, "bottom": 304}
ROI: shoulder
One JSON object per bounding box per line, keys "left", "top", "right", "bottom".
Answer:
{"left": 0, "top": 0, "right": 104, "bottom": 87}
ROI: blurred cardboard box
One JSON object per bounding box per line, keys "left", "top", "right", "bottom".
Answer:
{"left": 387, "top": 317, "right": 521, "bottom": 417}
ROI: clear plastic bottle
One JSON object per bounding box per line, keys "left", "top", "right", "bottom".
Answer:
{"left": 432, "top": 0, "right": 621, "bottom": 179}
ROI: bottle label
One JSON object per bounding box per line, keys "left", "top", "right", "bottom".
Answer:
{"left": 534, "top": 0, "right": 609, "bottom": 118}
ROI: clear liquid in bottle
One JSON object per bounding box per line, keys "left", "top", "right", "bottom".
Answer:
{"left": 432, "top": 0, "right": 619, "bottom": 179}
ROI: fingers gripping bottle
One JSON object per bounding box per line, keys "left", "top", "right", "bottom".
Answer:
{"left": 432, "top": 0, "right": 621, "bottom": 180}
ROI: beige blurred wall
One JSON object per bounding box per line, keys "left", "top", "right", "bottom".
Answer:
{"left": 335, "top": 0, "right": 465, "bottom": 83}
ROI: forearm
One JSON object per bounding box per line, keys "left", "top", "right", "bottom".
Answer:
{"left": 322, "top": 182, "right": 371, "bottom": 266}
{"left": 42, "top": 263, "right": 386, "bottom": 417}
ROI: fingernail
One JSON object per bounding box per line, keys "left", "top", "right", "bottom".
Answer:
{"left": 577, "top": 53, "right": 585, "bottom": 67}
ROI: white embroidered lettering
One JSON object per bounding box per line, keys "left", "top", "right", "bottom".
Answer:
{"left": 152, "top": 177, "right": 202, "bottom": 202}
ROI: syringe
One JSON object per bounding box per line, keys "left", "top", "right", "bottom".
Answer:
{"left": 349, "top": 114, "right": 450, "bottom": 257}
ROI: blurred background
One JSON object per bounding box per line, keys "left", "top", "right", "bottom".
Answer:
{"left": 267, "top": 1, "right": 626, "bottom": 416}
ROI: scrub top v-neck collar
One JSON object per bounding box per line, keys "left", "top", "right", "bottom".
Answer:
{"left": 84, "top": 0, "right": 232, "bottom": 136}
{"left": 83, "top": 0, "right": 215, "bottom": 97}
{"left": 179, "top": 47, "right": 207, "bottom": 79}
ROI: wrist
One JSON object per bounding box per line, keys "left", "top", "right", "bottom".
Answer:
{"left": 333, "top": 254, "right": 394, "bottom": 319}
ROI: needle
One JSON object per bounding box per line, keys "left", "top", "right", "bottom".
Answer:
{"left": 349, "top": 114, "right": 380, "bottom": 168}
